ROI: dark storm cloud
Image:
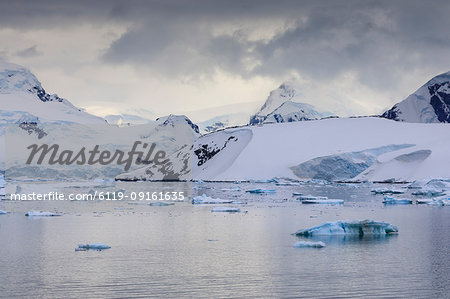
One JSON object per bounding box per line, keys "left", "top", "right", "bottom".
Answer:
{"left": 2, "top": 0, "right": 450, "bottom": 89}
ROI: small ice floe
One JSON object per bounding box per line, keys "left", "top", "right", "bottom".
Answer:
{"left": 416, "top": 198, "right": 434, "bottom": 204}
{"left": 371, "top": 188, "right": 405, "bottom": 195}
{"left": 250, "top": 178, "right": 277, "bottom": 183}
{"left": 220, "top": 187, "right": 241, "bottom": 192}
{"left": 295, "top": 195, "right": 343, "bottom": 204}
{"left": 246, "top": 189, "right": 276, "bottom": 194}
{"left": 426, "top": 197, "right": 450, "bottom": 206}
{"left": 77, "top": 243, "right": 111, "bottom": 250}
{"left": 230, "top": 201, "right": 246, "bottom": 205}
{"left": 382, "top": 196, "right": 412, "bottom": 205}
{"left": 293, "top": 241, "right": 326, "bottom": 248}
{"left": 0, "top": 210, "right": 7, "bottom": 215}
{"left": 294, "top": 220, "right": 398, "bottom": 236}
{"left": 211, "top": 206, "right": 241, "bottom": 213}
{"left": 25, "top": 210, "right": 62, "bottom": 217}
{"left": 275, "top": 182, "right": 298, "bottom": 186}
{"left": 411, "top": 189, "right": 445, "bottom": 197}
{"left": 301, "top": 199, "right": 344, "bottom": 205}
{"left": 149, "top": 202, "right": 174, "bottom": 206}
{"left": 192, "top": 194, "right": 233, "bottom": 204}
{"left": 295, "top": 195, "right": 328, "bottom": 201}
{"left": 292, "top": 192, "right": 303, "bottom": 196}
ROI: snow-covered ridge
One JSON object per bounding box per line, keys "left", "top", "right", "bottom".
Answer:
{"left": 382, "top": 71, "right": 450, "bottom": 123}
{"left": 0, "top": 60, "right": 105, "bottom": 124}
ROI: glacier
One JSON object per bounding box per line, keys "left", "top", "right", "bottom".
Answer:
{"left": 294, "top": 220, "right": 398, "bottom": 236}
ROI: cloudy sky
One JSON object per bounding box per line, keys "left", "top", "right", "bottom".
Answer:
{"left": 1, "top": 0, "right": 450, "bottom": 121}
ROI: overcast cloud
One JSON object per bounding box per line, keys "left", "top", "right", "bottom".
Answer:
{"left": 1, "top": 0, "right": 449, "bottom": 120}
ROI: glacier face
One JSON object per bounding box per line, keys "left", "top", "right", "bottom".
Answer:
{"left": 290, "top": 144, "right": 414, "bottom": 181}
{"left": 382, "top": 71, "right": 450, "bottom": 123}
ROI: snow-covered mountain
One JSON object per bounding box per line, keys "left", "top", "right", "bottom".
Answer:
{"left": 117, "top": 117, "right": 450, "bottom": 182}
{"left": 0, "top": 60, "right": 105, "bottom": 124}
{"left": 382, "top": 71, "right": 450, "bottom": 123}
{"left": 249, "top": 83, "right": 334, "bottom": 125}
{"left": 0, "top": 61, "right": 201, "bottom": 179}
{"left": 155, "top": 114, "right": 200, "bottom": 134}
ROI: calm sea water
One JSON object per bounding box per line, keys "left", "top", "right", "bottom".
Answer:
{"left": 0, "top": 181, "right": 449, "bottom": 298}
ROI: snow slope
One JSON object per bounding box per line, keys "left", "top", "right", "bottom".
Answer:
{"left": 0, "top": 60, "right": 105, "bottom": 124}
{"left": 382, "top": 71, "right": 450, "bottom": 123}
{"left": 117, "top": 117, "right": 450, "bottom": 182}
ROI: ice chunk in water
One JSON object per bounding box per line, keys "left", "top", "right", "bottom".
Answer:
{"left": 192, "top": 194, "right": 233, "bottom": 204}
{"left": 371, "top": 188, "right": 405, "bottom": 195}
{"left": 295, "top": 195, "right": 328, "bottom": 201}
{"left": 25, "top": 210, "right": 62, "bottom": 217}
{"left": 382, "top": 196, "right": 412, "bottom": 205}
{"left": 211, "top": 206, "right": 241, "bottom": 213}
{"left": 149, "top": 202, "right": 174, "bottom": 206}
{"left": 426, "top": 196, "right": 450, "bottom": 206}
{"left": 78, "top": 243, "right": 111, "bottom": 250}
{"left": 293, "top": 241, "right": 326, "bottom": 248}
{"left": 0, "top": 210, "right": 7, "bottom": 214}
{"left": 246, "top": 189, "right": 276, "bottom": 194}
{"left": 301, "top": 199, "right": 344, "bottom": 204}
{"left": 294, "top": 220, "right": 398, "bottom": 236}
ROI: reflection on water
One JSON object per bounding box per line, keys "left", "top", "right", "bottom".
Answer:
{"left": 0, "top": 181, "right": 449, "bottom": 298}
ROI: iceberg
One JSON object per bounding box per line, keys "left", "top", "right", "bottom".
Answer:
{"left": 0, "top": 210, "right": 7, "bottom": 214}
{"left": 246, "top": 189, "right": 276, "bottom": 194}
{"left": 25, "top": 210, "right": 62, "bottom": 217}
{"left": 371, "top": 188, "right": 405, "bottom": 195}
{"left": 294, "top": 220, "right": 398, "bottom": 236}
{"left": 293, "top": 241, "right": 326, "bottom": 248}
{"left": 192, "top": 194, "right": 233, "bottom": 204}
{"left": 382, "top": 196, "right": 413, "bottom": 205}
{"left": 77, "top": 243, "right": 111, "bottom": 250}
{"left": 211, "top": 206, "right": 241, "bottom": 213}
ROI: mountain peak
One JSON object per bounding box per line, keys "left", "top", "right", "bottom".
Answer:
{"left": 155, "top": 114, "right": 200, "bottom": 134}
{"left": 249, "top": 83, "right": 333, "bottom": 125}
